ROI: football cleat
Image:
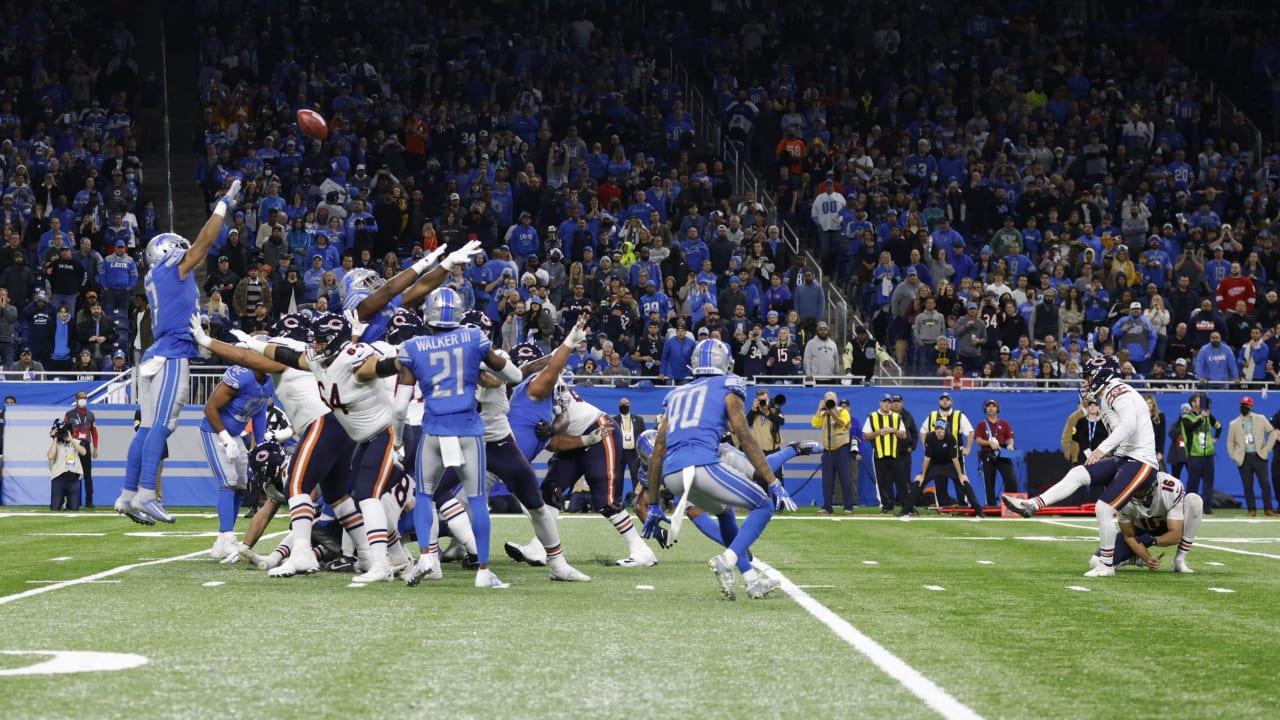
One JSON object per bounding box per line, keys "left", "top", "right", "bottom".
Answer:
{"left": 440, "top": 539, "right": 465, "bottom": 563}
{"left": 114, "top": 496, "right": 155, "bottom": 525}
{"left": 789, "top": 441, "right": 822, "bottom": 456}
{"left": 461, "top": 553, "right": 480, "bottom": 571}
{"left": 505, "top": 541, "right": 547, "bottom": 567}
{"left": 210, "top": 532, "right": 235, "bottom": 560}
{"left": 746, "top": 575, "right": 781, "bottom": 599}
{"left": 709, "top": 554, "right": 737, "bottom": 600}
{"left": 390, "top": 554, "right": 415, "bottom": 580}
{"left": 616, "top": 547, "right": 658, "bottom": 567}
{"left": 268, "top": 551, "right": 320, "bottom": 578}
{"left": 549, "top": 561, "right": 592, "bottom": 582}
{"left": 323, "top": 555, "right": 358, "bottom": 573}
{"left": 352, "top": 560, "right": 394, "bottom": 584}
{"left": 474, "top": 568, "right": 510, "bottom": 589}
{"left": 403, "top": 557, "right": 442, "bottom": 587}
{"left": 1083, "top": 563, "right": 1115, "bottom": 578}
{"left": 1173, "top": 556, "right": 1194, "bottom": 574}
{"left": 1001, "top": 495, "right": 1037, "bottom": 518}
{"left": 237, "top": 543, "right": 270, "bottom": 570}
{"left": 130, "top": 492, "right": 175, "bottom": 524}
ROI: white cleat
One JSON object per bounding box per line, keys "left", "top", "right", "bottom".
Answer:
{"left": 1001, "top": 494, "right": 1037, "bottom": 518}
{"left": 616, "top": 547, "right": 658, "bottom": 567}
{"left": 352, "top": 560, "right": 394, "bottom": 584}
{"left": 709, "top": 554, "right": 737, "bottom": 600}
{"left": 549, "top": 561, "right": 592, "bottom": 582}
{"left": 403, "top": 556, "right": 443, "bottom": 587}
{"left": 746, "top": 575, "right": 781, "bottom": 599}
{"left": 1173, "top": 557, "right": 1194, "bottom": 574}
{"left": 474, "top": 568, "right": 510, "bottom": 589}
{"left": 210, "top": 532, "right": 236, "bottom": 560}
{"left": 504, "top": 541, "right": 547, "bottom": 567}
{"left": 268, "top": 551, "right": 320, "bottom": 578}
{"left": 1083, "top": 564, "right": 1115, "bottom": 577}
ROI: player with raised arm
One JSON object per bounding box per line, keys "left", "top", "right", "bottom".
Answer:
{"left": 231, "top": 313, "right": 402, "bottom": 584}
{"left": 382, "top": 287, "right": 524, "bottom": 589}
{"left": 200, "top": 364, "right": 274, "bottom": 561}
{"left": 1003, "top": 355, "right": 1160, "bottom": 577}
{"left": 114, "top": 179, "right": 243, "bottom": 524}
{"left": 636, "top": 429, "right": 816, "bottom": 547}
{"left": 1088, "top": 471, "right": 1203, "bottom": 574}
{"left": 342, "top": 240, "right": 481, "bottom": 343}
{"left": 644, "top": 339, "right": 796, "bottom": 600}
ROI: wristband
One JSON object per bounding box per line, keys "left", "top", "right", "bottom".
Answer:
{"left": 212, "top": 200, "right": 229, "bottom": 219}
{"left": 244, "top": 338, "right": 269, "bottom": 354}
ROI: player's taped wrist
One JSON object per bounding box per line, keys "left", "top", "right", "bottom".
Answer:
{"left": 411, "top": 256, "right": 433, "bottom": 275}
{"left": 212, "top": 199, "right": 229, "bottom": 219}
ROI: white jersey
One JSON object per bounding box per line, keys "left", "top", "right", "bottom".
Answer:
{"left": 405, "top": 383, "right": 425, "bottom": 426}
{"left": 1095, "top": 380, "right": 1158, "bottom": 468}
{"left": 306, "top": 342, "right": 393, "bottom": 443}
{"left": 554, "top": 382, "right": 608, "bottom": 435}
{"left": 810, "top": 191, "right": 844, "bottom": 231}
{"left": 477, "top": 382, "right": 512, "bottom": 443}
{"left": 1117, "top": 472, "right": 1186, "bottom": 532}
{"left": 267, "top": 337, "right": 328, "bottom": 432}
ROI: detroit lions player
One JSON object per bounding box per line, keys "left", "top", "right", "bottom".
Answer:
{"left": 115, "top": 179, "right": 243, "bottom": 524}
{"left": 645, "top": 339, "right": 794, "bottom": 600}
{"left": 1003, "top": 355, "right": 1159, "bottom": 577}
{"left": 343, "top": 240, "right": 481, "bottom": 343}
{"left": 1088, "top": 471, "right": 1202, "bottom": 574}
{"left": 200, "top": 364, "right": 275, "bottom": 561}
{"left": 382, "top": 287, "right": 523, "bottom": 588}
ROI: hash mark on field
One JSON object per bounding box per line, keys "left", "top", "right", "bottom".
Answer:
{"left": 861, "top": 560, "right": 879, "bottom": 565}
{"left": 1208, "top": 587, "right": 1235, "bottom": 593}
{"left": 635, "top": 585, "right": 654, "bottom": 590}
{"left": 1065, "top": 586, "right": 1092, "bottom": 592}
{"left": 976, "top": 560, "right": 995, "bottom": 565}
{"left": 754, "top": 559, "right": 985, "bottom": 720}
{"left": 1205, "top": 561, "right": 1225, "bottom": 566}
{"left": 48, "top": 557, "right": 72, "bottom": 562}
{"left": 346, "top": 583, "right": 366, "bottom": 588}
{"left": 923, "top": 585, "right": 946, "bottom": 591}
{"left": 201, "top": 582, "right": 224, "bottom": 587}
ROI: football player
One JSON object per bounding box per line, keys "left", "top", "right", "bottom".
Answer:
{"left": 381, "top": 287, "right": 523, "bottom": 588}
{"left": 342, "top": 240, "right": 480, "bottom": 343}
{"left": 1089, "top": 471, "right": 1202, "bottom": 574}
{"left": 199, "top": 364, "right": 275, "bottom": 561}
{"left": 1003, "top": 355, "right": 1160, "bottom": 577}
{"left": 644, "top": 339, "right": 796, "bottom": 600}
{"left": 115, "top": 179, "right": 242, "bottom": 525}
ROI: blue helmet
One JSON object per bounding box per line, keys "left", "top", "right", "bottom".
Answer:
{"left": 424, "top": 287, "right": 464, "bottom": 329}
{"left": 340, "top": 268, "right": 383, "bottom": 300}
{"left": 511, "top": 342, "right": 546, "bottom": 368}
{"left": 636, "top": 429, "right": 658, "bottom": 468}
{"left": 270, "top": 312, "right": 313, "bottom": 342}
{"left": 309, "top": 312, "right": 351, "bottom": 360}
{"left": 385, "top": 307, "right": 426, "bottom": 344}
{"left": 249, "top": 441, "right": 288, "bottom": 503}
{"left": 691, "top": 338, "right": 733, "bottom": 375}
{"left": 1081, "top": 355, "right": 1121, "bottom": 400}
{"left": 145, "top": 232, "right": 191, "bottom": 267}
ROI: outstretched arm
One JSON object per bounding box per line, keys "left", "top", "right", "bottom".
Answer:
{"left": 356, "top": 243, "right": 451, "bottom": 321}
{"left": 525, "top": 317, "right": 590, "bottom": 401}
{"left": 180, "top": 179, "right": 241, "bottom": 277}
{"left": 191, "top": 315, "right": 289, "bottom": 375}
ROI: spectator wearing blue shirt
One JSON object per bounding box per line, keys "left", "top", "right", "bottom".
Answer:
{"left": 98, "top": 241, "right": 137, "bottom": 319}
{"left": 1204, "top": 246, "right": 1231, "bottom": 296}
{"left": 1240, "top": 327, "right": 1271, "bottom": 382}
{"left": 344, "top": 200, "right": 377, "bottom": 251}
{"left": 1195, "top": 332, "right": 1239, "bottom": 384}
{"left": 307, "top": 233, "right": 340, "bottom": 271}
{"left": 1141, "top": 236, "right": 1174, "bottom": 290}
{"left": 1112, "top": 302, "right": 1158, "bottom": 374}
{"left": 504, "top": 212, "right": 541, "bottom": 268}
{"left": 37, "top": 217, "right": 73, "bottom": 261}
{"left": 793, "top": 269, "right": 825, "bottom": 334}
{"left": 659, "top": 324, "right": 695, "bottom": 382}
{"left": 1005, "top": 241, "right": 1035, "bottom": 284}
{"left": 677, "top": 205, "right": 708, "bottom": 240}
{"left": 257, "top": 183, "right": 286, "bottom": 224}
{"left": 681, "top": 229, "right": 709, "bottom": 272}
{"left": 639, "top": 281, "right": 674, "bottom": 323}
{"left": 1189, "top": 202, "right": 1221, "bottom": 230}
{"left": 302, "top": 255, "right": 326, "bottom": 303}
{"left": 663, "top": 108, "right": 695, "bottom": 157}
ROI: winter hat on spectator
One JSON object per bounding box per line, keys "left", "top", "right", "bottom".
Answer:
{"left": 980, "top": 245, "right": 991, "bottom": 255}
{"left": 697, "top": 327, "right": 709, "bottom": 337}
{"left": 1175, "top": 358, "right": 1188, "bottom": 366}
{"left": 113, "top": 350, "right": 126, "bottom": 359}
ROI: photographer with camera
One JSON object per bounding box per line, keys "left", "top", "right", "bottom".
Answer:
{"left": 48, "top": 418, "right": 87, "bottom": 511}
{"left": 812, "top": 391, "right": 853, "bottom": 514}
{"left": 747, "top": 388, "right": 785, "bottom": 476}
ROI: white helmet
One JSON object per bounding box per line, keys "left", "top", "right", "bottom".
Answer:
{"left": 145, "top": 232, "right": 191, "bottom": 267}
{"left": 691, "top": 338, "right": 733, "bottom": 375}
{"left": 340, "top": 268, "right": 383, "bottom": 300}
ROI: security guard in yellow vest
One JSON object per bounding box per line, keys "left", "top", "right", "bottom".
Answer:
{"left": 862, "top": 392, "right": 908, "bottom": 514}
{"left": 920, "top": 392, "right": 975, "bottom": 506}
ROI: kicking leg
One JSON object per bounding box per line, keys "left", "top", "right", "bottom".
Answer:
{"left": 1004, "top": 464, "right": 1094, "bottom": 517}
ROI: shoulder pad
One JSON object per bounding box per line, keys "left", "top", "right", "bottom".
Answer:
{"left": 343, "top": 291, "right": 370, "bottom": 312}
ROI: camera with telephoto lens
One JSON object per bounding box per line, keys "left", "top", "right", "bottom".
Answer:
{"left": 50, "top": 419, "right": 71, "bottom": 441}
{"left": 825, "top": 399, "right": 836, "bottom": 410}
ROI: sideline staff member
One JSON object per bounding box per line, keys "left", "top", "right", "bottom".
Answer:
{"left": 864, "top": 393, "right": 907, "bottom": 514}
{"left": 904, "top": 418, "right": 985, "bottom": 517}
{"left": 812, "top": 391, "right": 853, "bottom": 514}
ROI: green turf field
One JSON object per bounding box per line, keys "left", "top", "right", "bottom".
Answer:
{"left": 0, "top": 508, "right": 1276, "bottom": 720}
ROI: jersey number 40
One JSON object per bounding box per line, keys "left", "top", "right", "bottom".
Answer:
{"left": 667, "top": 384, "right": 708, "bottom": 432}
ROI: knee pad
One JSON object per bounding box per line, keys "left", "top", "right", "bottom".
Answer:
{"left": 597, "top": 501, "right": 626, "bottom": 518}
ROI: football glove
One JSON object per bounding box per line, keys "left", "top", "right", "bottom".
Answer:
{"left": 189, "top": 313, "right": 212, "bottom": 348}
{"left": 534, "top": 420, "right": 554, "bottom": 440}
{"left": 641, "top": 504, "right": 669, "bottom": 540}
{"left": 218, "top": 430, "right": 242, "bottom": 460}
{"left": 221, "top": 179, "right": 242, "bottom": 212}
{"left": 344, "top": 308, "right": 368, "bottom": 340}
{"left": 769, "top": 481, "right": 797, "bottom": 512}
{"left": 441, "top": 239, "right": 483, "bottom": 271}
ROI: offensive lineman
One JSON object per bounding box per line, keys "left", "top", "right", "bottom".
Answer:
{"left": 1003, "top": 355, "right": 1160, "bottom": 577}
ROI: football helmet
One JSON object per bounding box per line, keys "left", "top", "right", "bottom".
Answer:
{"left": 271, "top": 312, "right": 313, "bottom": 342}
{"left": 1081, "top": 355, "right": 1121, "bottom": 401}
{"left": 460, "top": 308, "right": 492, "bottom": 332}
{"left": 636, "top": 429, "right": 658, "bottom": 468}
{"left": 691, "top": 338, "right": 733, "bottom": 375}
{"left": 249, "top": 441, "right": 288, "bottom": 504}
{"left": 339, "top": 268, "right": 383, "bottom": 300}
{"left": 424, "top": 287, "right": 463, "bottom": 329}
{"left": 309, "top": 313, "right": 351, "bottom": 360}
{"left": 511, "top": 342, "right": 546, "bottom": 368}
{"left": 385, "top": 307, "right": 426, "bottom": 345}
{"left": 145, "top": 232, "right": 191, "bottom": 267}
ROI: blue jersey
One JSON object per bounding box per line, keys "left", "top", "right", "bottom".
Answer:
{"left": 661, "top": 374, "right": 746, "bottom": 471}
{"left": 508, "top": 373, "right": 554, "bottom": 460}
{"left": 198, "top": 366, "right": 275, "bottom": 441}
{"left": 344, "top": 289, "right": 402, "bottom": 343}
{"left": 143, "top": 249, "right": 200, "bottom": 360}
{"left": 397, "top": 326, "right": 490, "bottom": 436}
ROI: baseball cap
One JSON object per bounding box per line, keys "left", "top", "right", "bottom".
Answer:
{"left": 697, "top": 327, "right": 709, "bottom": 336}
{"left": 1241, "top": 396, "right": 1254, "bottom": 407}
{"left": 547, "top": 226, "right": 557, "bottom": 233}
{"left": 767, "top": 310, "right": 778, "bottom": 318}
{"left": 1129, "top": 301, "right": 1142, "bottom": 310}
{"left": 966, "top": 301, "right": 978, "bottom": 310}
{"left": 906, "top": 267, "right": 918, "bottom": 276}
{"left": 984, "top": 398, "right": 1000, "bottom": 409}
{"left": 218, "top": 255, "right": 229, "bottom": 262}
{"left": 939, "top": 392, "right": 951, "bottom": 400}
{"left": 980, "top": 245, "right": 992, "bottom": 254}
{"left": 999, "top": 345, "right": 1010, "bottom": 354}
{"left": 880, "top": 393, "right": 893, "bottom": 402}
{"left": 817, "top": 321, "right": 829, "bottom": 330}
{"left": 356, "top": 163, "right": 366, "bottom": 170}
{"left": 1175, "top": 358, "right": 1188, "bottom": 366}
{"left": 113, "top": 349, "right": 126, "bottom": 359}
{"left": 449, "top": 192, "right": 460, "bottom": 201}
{"left": 933, "top": 419, "right": 948, "bottom": 429}
{"left": 20, "top": 347, "right": 30, "bottom": 354}
{"left": 114, "top": 239, "right": 126, "bottom": 247}
{"left": 891, "top": 394, "right": 904, "bottom": 402}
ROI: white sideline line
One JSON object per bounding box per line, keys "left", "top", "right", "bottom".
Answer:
{"left": 754, "top": 559, "right": 985, "bottom": 720}
{"left": 0, "top": 531, "right": 287, "bottom": 607}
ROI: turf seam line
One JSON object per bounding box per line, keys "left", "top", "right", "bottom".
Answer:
{"left": 753, "top": 559, "right": 987, "bottom": 720}
{"left": 0, "top": 530, "right": 288, "bottom": 607}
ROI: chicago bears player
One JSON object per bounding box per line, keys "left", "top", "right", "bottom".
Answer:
{"left": 199, "top": 364, "right": 275, "bottom": 561}
{"left": 343, "top": 240, "right": 481, "bottom": 343}
{"left": 1003, "top": 355, "right": 1159, "bottom": 577}
{"left": 1089, "top": 471, "right": 1202, "bottom": 574}
{"left": 636, "top": 429, "right": 815, "bottom": 547}
{"left": 381, "top": 287, "right": 523, "bottom": 588}
{"left": 645, "top": 339, "right": 794, "bottom": 599}
{"left": 115, "top": 179, "right": 242, "bottom": 525}
{"left": 233, "top": 313, "right": 403, "bottom": 583}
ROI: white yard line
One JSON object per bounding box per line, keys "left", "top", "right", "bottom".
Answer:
{"left": 1192, "top": 543, "right": 1280, "bottom": 560}
{"left": 754, "top": 559, "right": 986, "bottom": 720}
{"left": 0, "top": 531, "right": 287, "bottom": 607}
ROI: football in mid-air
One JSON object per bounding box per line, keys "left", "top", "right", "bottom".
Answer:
{"left": 296, "top": 108, "right": 329, "bottom": 140}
